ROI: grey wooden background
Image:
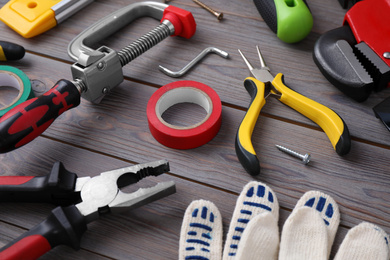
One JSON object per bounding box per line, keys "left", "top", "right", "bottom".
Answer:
{"left": 0, "top": 0, "right": 389, "bottom": 259}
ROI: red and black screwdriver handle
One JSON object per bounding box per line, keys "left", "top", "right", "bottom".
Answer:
{"left": 0, "top": 161, "right": 80, "bottom": 205}
{"left": 0, "top": 80, "right": 81, "bottom": 153}
{"left": 0, "top": 205, "right": 87, "bottom": 260}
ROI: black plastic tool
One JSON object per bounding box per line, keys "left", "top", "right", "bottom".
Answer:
{"left": 373, "top": 97, "right": 390, "bottom": 132}
{"left": 0, "top": 41, "right": 25, "bottom": 61}
{"left": 338, "top": 0, "right": 361, "bottom": 9}
{"left": 253, "top": 0, "right": 313, "bottom": 43}
{"left": 313, "top": 0, "right": 390, "bottom": 102}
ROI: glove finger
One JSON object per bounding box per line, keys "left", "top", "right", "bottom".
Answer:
{"left": 235, "top": 212, "right": 279, "bottom": 260}
{"left": 179, "top": 200, "right": 223, "bottom": 260}
{"left": 279, "top": 190, "right": 340, "bottom": 260}
{"left": 334, "top": 222, "right": 390, "bottom": 260}
{"left": 279, "top": 207, "right": 328, "bottom": 260}
{"left": 223, "top": 181, "right": 279, "bottom": 259}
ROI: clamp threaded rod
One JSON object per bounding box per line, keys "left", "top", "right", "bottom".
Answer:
{"left": 118, "top": 21, "right": 173, "bottom": 67}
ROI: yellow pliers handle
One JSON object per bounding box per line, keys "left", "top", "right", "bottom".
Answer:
{"left": 273, "top": 73, "right": 351, "bottom": 155}
{"left": 236, "top": 75, "right": 351, "bottom": 176}
{"left": 235, "top": 77, "right": 266, "bottom": 176}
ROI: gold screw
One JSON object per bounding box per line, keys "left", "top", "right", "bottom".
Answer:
{"left": 193, "top": 0, "right": 223, "bottom": 20}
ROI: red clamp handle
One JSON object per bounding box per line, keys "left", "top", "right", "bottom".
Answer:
{"left": 161, "top": 5, "right": 196, "bottom": 39}
{"left": 0, "top": 79, "right": 81, "bottom": 153}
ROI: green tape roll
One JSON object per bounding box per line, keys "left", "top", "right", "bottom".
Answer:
{"left": 0, "top": 65, "right": 34, "bottom": 117}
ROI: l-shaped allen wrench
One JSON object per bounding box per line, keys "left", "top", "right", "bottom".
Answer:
{"left": 0, "top": 2, "right": 196, "bottom": 153}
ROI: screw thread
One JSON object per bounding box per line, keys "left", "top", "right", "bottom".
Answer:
{"left": 276, "top": 145, "right": 302, "bottom": 158}
{"left": 118, "top": 23, "right": 172, "bottom": 66}
{"left": 276, "top": 144, "right": 311, "bottom": 164}
{"left": 193, "top": 0, "right": 214, "bottom": 12}
{"left": 193, "top": 0, "right": 223, "bottom": 20}
{"left": 72, "top": 78, "right": 87, "bottom": 93}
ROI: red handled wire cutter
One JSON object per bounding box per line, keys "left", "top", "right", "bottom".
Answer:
{"left": 0, "top": 160, "right": 175, "bottom": 260}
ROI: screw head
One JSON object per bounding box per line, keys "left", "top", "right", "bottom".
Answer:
{"left": 302, "top": 153, "right": 311, "bottom": 165}
{"left": 97, "top": 62, "right": 106, "bottom": 70}
{"left": 102, "top": 87, "right": 109, "bottom": 94}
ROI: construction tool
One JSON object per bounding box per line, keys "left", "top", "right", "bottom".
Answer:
{"left": 338, "top": 0, "right": 361, "bottom": 9}
{"left": 373, "top": 96, "right": 390, "bottom": 132}
{"left": 193, "top": 0, "right": 223, "bottom": 20}
{"left": 0, "top": 0, "right": 94, "bottom": 38}
{"left": 159, "top": 47, "right": 229, "bottom": 77}
{"left": 253, "top": 0, "right": 313, "bottom": 43}
{"left": 313, "top": 0, "right": 390, "bottom": 102}
{"left": 0, "top": 159, "right": 175, "bottom": 259}
{"left": 236, "top": 46, "right": 351, "bottom": 176}
{"left": 0, "top": 2, "right": 196, "bottom": 153}
{"left": 0, "top": 41, "right": 25, "bottom": 61}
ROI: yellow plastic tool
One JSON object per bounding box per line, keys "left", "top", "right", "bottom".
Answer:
{"left": 0, "top": 0, "right": 93, "bottom": 38}
{"left": 236, "top": 46, "right": 351, "bottom": 176}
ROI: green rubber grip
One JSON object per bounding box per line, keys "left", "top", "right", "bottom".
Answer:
{"left": 253, "top": 0, "right": 313, "bottom": 43}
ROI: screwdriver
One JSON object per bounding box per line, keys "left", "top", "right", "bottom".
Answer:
{"left": 0, "top": 41, "right": 25, "bottom": 61}
{"left": 253, "top": 0, "right": 313, "bottom": 43}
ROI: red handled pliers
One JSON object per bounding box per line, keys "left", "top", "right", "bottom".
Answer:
{"left": 0, "top": 160, "right": 175, "bottom": 260}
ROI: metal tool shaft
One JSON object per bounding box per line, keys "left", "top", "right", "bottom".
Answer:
{"left": 118, "top": 20, "right": 174, "bottom": 66}
{"left": 159, "top": 47, "right": 229, "bottom": 77}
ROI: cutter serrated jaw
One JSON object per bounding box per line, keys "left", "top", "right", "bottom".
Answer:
{"left": 108, "top": 181, "right": 176, "bottom": 215}
{"left": 75, "top": 160, "right": 172, "bottom": 223}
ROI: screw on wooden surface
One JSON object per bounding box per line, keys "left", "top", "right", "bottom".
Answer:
{"left": 275, "top": 144, "right": 311, "bottom": 165}
{"left": 193, "top": 0, "right": 223, "bottom": 20}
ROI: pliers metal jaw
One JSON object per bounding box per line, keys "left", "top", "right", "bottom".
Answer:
{"left": 76, "top": 160, "right": 175, "bottom": 223}
{"left": 0, "top": 160, "right": 175, "bottom": 259}
{"left": 236, "top": 46, "right": 351, "bottom": 176}
{"left": 313, "top": 0, "right": 390, "bottom": 102}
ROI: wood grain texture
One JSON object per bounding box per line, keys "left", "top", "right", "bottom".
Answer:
{"left": 0, "top": 0, "right": 389, "bottom": 259}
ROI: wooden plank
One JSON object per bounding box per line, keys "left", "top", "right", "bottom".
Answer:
{"left": 0, "top": 53, "right": 389, "bottom": 233}
{"left": 0, "top": 137, "right": 373, "bottom": 259}
{"left": 1, "top": 0, "right": 389, "bottom": 145}
{"left": 0, "top": 0, "right": 389, "bottom": 258}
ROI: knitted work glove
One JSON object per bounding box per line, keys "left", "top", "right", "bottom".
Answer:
{"left": 178, "top": 181, "right": 389, "bottom": 260}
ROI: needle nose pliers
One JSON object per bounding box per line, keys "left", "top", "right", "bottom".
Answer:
{"left": 236, "top": 46, "right": 351, "bottom": 176}
{"left": 0, "top": 160, "right": 175, "bottom": 260}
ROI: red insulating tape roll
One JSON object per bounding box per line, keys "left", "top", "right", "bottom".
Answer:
{"left": 147, "top": 81, "right": 222, "bottom": 149}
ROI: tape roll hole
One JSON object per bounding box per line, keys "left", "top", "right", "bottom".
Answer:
{"left": 0, "top": 71, "right": 23, "bottom": 110}
{"left": 156, "top": 87, "right": 212, "bottom": 129}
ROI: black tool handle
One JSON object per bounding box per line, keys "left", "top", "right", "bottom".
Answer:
{"left": 0, "top": 41, "right": 25, "bottom": 61}
{"left": 235, "top": 78, "right": 266, "bottom": 176}
{"left": 253, "top": 0, "right": 312, "bottom": 43}
{"left": 0, "top": 161, "right": 79, "bottom": 205}
{"left": 0, "top": 79, "right": 81, "bottom": 153}
{"left": 0, "top": 205, "right": 87, "bottom": 260}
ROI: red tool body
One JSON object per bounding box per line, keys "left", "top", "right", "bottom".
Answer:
{"left": 0, "top": 80, "right": 80, "bottom": 152}
{"left": 344, "top": 0, "right": 390, "bottom": 68}
{"left": 313, "top": 0, "right": 390, "bottom": 102}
